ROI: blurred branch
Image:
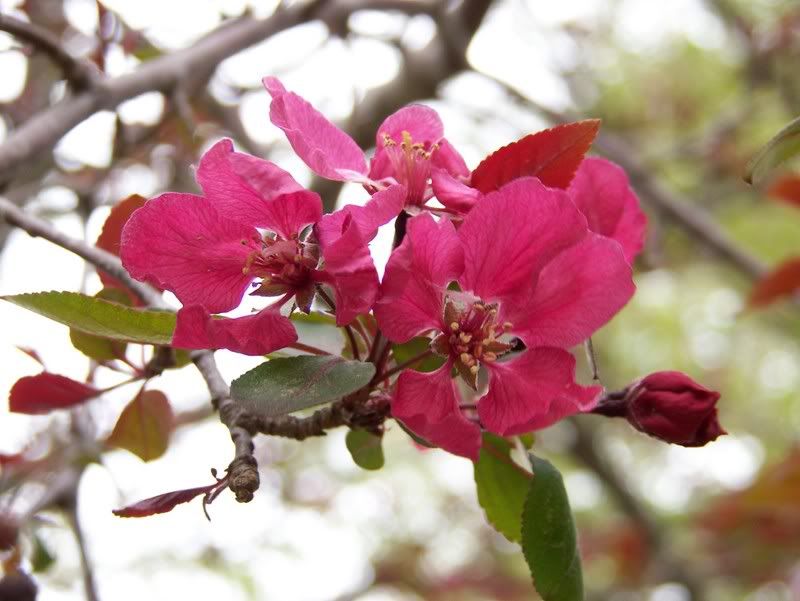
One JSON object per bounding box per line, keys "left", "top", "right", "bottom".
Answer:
{"left": 0, "top": 12, "right": 98, "bottom": 90}
{"left": 61, "top": 485, "right": 100, "bottom": 601}
{"left": 571, "top": 419, "right": 706, "bottom": 599}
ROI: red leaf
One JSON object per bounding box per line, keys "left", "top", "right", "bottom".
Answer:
{"left": 470, "top": 119, "right": 601, "bottom": 193}
{"left": 96, "top": 194, "right": 148, "bottom": 294}
{"left": 15, "top": 346, "right": 44, "bottom": 366}
{"left": 767, "top": 174, "right": 800, "bottom": 208}
{"left": 9, "top": 373, "right": 100, "bottom": 414}
{"left": 748, "top": 257, "right": 800, "bottom": 308}
{"left": 112, "top": 483, "right": 219, "bottom": 518}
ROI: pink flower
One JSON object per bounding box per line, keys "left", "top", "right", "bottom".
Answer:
{"left": 263, "top": 76, "right": 469, "bottom": 208}
{"left": 374, "top": 177, "right": 636, "bottom": 460}
{"left": 121, "top": 139, "right": 400, "bottom": 355}
{"left": 434, "top": 153, "right": 647, "bottom": 263}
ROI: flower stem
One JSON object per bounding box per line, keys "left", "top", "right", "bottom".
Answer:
{"left": 378, "top": 348, "right": 435, "bottom": 381}
{"left": 316, "top": 285, "right": 360, "bottom": 361}
{"left": 289, "top": 342, "right": 331, "bottom": 356}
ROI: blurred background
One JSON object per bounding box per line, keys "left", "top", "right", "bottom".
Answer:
{"left": 1, "top": 0, "right": 799, "bottom": 599}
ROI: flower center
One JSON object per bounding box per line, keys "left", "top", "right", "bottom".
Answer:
{"left": 431, "top": 298, "right": 513, "bottom": 389}
{"left": 381, "top": 130, "right": 437, "bottom": 206}
{"left": 243, "top": 234, "right": 319, "bottom": 300}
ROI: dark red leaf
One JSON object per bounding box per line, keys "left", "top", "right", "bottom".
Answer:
{"left": 96, "top": 194, "right": 148, "bottom": 294}
{"left": 9, "top": 373, "right": 100, "bottom": 415}
{"left": 748, "top": 257, "right": 800, "bottom": 308}
{"left": 767, "top": 174, "right": 800, "bottom": 208}
{"left": 112, "top": 483, "right": 219, "bottom": 518}
{"left": 470, "top": 119, "right": 601, "bottom": 193}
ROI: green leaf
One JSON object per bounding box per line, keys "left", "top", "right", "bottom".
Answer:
{"left": 69, "top": 288, "right": 132, "bottom": 361}
{"left": 107, "top": 390, "right": 174, "bottom": 462}
{"left": 474, "top": 433, "right": 532, "bottom": 542}
{"left": 345, "top": 429, "right": 385, "bottom": 470}
{"left": 3, "top": 291, "right": 175, "bottom": 345}
{"left": 745, "top": 115, "right": 800, "bottom": 185}
{"left": 391, "top": 337, "right": 445, "bottom": 373}
{"left": 521, "top": 454, "right": 583, "bottom": 601}
{"left": 231, "top": 356, "right": 375, "bottom": 417}
{"left": 30, "top": 532, "right": 56, "bottom": 573}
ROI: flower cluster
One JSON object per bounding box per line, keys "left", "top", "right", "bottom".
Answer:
{"left": 120, "top": 77, "right": 656, "bottom": 460}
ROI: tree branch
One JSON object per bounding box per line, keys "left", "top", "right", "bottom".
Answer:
{"left": 0, "top": 12, "right": 98, "bottom": 90}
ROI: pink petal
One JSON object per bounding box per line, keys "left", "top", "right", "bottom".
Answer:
{"left": 478, "top": 348, "right": 601, "bottom": 435}
{"left": 172, "top": 305, "right": 297, "bottom": 356}
{"left": 316, "top": 213, "right": 380, "bottom": 325}
{"left": 374, "top": 213, "right": 463, "bottom": 342}
{"left": 393, "top": 363, "right": 481, "bottom": 460}
{"left": 568, "top": 157, "right": 647, "bottom": 262}
{"left": 432, "top": 138, "right": 470, "bottom": 178}
{"left": 120, "top": 193, "right": 260, "bottom": 313}
{"left": 263, "top": 76, "right": 367, "bottom": 181}
{"left": 316, "top": 185, "right": 406, "bottom": 249}
{"left": 260, "top": 190, "right": 323, "bottom": 240}
{"left": 458, "top": 177, "right": 587, "bottom": 302}
{"left": 431, "top": 169, "right": 481, "bottom": 213}
{"left": 508, "top": 233, "right": 635, "bottom": 349}
{"left": 196, "top": 138, "right": 304, "bottom": 229}
{"left": 374, "top": 105, "right": 444, "bottom": 150}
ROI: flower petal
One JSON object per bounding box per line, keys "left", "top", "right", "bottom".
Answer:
{"left": 374, "top": 105, "right": 444, "bottom": 150}
{"left": 433, "top": 138, "right": 470, "bottom": 178}
{"left": 509, "top": 233, "right": 635, "bottom": 349}
{"left": 567, "top": 157, "right": 646, "bottom": 262}
{"left": 263, "top": 76, "right": 367, "bottom": 181}
{"left": 316, "top": 184, "right": 406, "bottom": 249}
{"left": 120, "top": 193, "right": 260, "bottom": 313}
{"left": 172, "top": 306, "right": 296, "bottom": 356}
{"left": 317, "top": 214, "right": 380, "bottom": 325}
{"left": 260, "top": 190, "right": 323, "bottom": 240}
{"left": 458, "top": 177, "right": 587, "bottom": 301}
{"left": 431, "top": 169, "right": 481, "bottom": 213}
{"left": 196, "top": 138, "right": 304, "bottom": 229}
{"left": 374, "top": 213, "right": 463, "bottom": 342}
{"left": 478, "top": 349, "right": 601, "bottom": 435}
{"left": 393, "top": 363, "right": 481, "bottom": 460}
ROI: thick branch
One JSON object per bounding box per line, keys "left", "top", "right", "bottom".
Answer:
{"left": 0, "top": 12, "right": 98, "bottom": 90}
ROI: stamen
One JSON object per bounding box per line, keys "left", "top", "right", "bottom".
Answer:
{"left": 459, "top": 332, "right": 472, "bottom": 344}
{"left": 469, "top": 365, "right": 479, "bottom": 375}
{"left": 450, "top": 322, "right": 460, "bottom": 332}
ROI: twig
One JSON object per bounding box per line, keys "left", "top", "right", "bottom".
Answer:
{"left": 0, "top": 12, "right": 98, "bottom": 90}
{"left": 63, "top": 491, "right": 100, "bottom": 601}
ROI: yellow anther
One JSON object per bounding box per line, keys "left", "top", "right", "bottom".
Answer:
{"left": 460, "top": 352, "right": 472, "bottom": 365}
{"left": 483, "top": 352, "right": 497, "bottom": 362}
{"left": 450, "top": 322, "right": 460, "bottom": 332}
{"left": 382, "top": 133, "right": 395, "bottom": 146}
{"left": 473, "top": 303, "right": 484, "bottom": 312}
{"left": 459, "top": 332, "right": 472, "bottom": 344}
{"left": 469, "top": 365, "right": 479, "bottom": 375}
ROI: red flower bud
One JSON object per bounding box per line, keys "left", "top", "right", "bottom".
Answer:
{"left": 595, "top": 371, "right": 725, "bottom": 447}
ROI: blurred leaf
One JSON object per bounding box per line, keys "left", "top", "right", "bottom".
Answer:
{"left": 392, "top": 337, "right": 445, "bottom": 373}
{"left": 30, "top": 533, "right": 55, "bottom": 573}
{"left": 95, "top": 194, "right": 150, "bottom": 299}
{"left": 767, "top": 173, "right": 800, "bottom": 208}
{"left": 345, "top": 429, "right": 385, "bottom": 470}
{"left": 9, "top": 373, "right": 100, "bottom": 414}
{"left": 3, "top": 292, "right": 175, "bottom": 345}
{"left": 474, "top": 433, "right": 531, "bottom": 542}
{"left": 745, "top": 115, "right": 800, "bottom": 185}
{"left": 112, "top": 483, "right": 218, "bottom": 518}
{"left": 522, "top": 454, "right": 583, "bottom": 601}
{"left": 470, "top": 120, "right": 600, "bottom": 193}
{"left": 107, "top": 390, "right": 174, "bottom": 462}
{"left": 747, "top": 257, "right": 800, "bottom": 308}
{"left": 231, "top": 356, "right": 375, "bottom": 417}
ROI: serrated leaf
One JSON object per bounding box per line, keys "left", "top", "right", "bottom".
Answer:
{"left": 346, "top": 429, "right": 385, "bottom": 470}
{"left": 392, "top": 337, "right": 445, "bottom": 373}
{"left": 231, "top": 356, "right": 375, "bottom": 417}
{"left": 522, "top": 454, "right": 583, "bottom": 601}
{"left": 107, "top": 390, "right": 174, "bottom": 462}
{"left": 69, "top": 289, "right": 133, "bottom": 360}
{"left": 9, "top": 373, "right": 100, "bottom": 414}
{"left": 3, "top": 291, "right": 176, "bottom": 345}
{"left": 745, "top": 115, "right": 800, "bottom": 185}
{"left": 470, "top": 120, "right": 600, "bottom": 193}
{"left": 474, "top": 433, "right": 531, "bottom": 542}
